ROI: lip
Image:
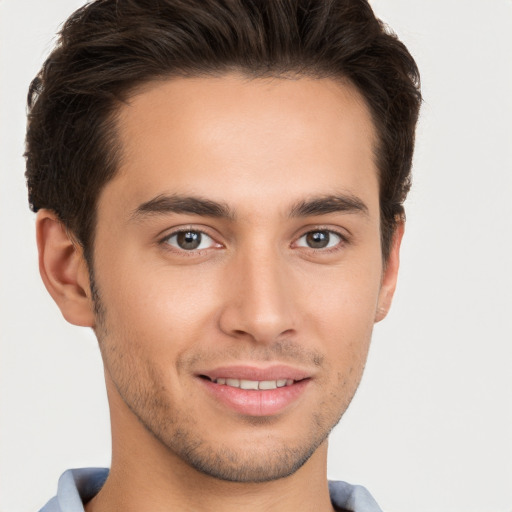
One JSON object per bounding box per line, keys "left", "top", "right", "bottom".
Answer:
{"left": 197, "top": 364, "right": 312, "bottom": 417}
{"left": 198, "top": 364, "right": 311, "bottom": 382}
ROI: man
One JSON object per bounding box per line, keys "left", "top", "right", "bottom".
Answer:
{"left": 25, "top": 0, "right": 421, "bottom": 511}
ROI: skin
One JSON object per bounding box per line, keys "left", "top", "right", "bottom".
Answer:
{"left": 37, "top": 75, "right": 403, "bottom": 512}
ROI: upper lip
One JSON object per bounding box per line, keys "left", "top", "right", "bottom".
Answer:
{"left": 197, "top": 364, "right": 312, "bottom": 382}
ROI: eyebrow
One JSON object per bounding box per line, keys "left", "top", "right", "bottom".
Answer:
{"left": 130, "top": 192, "right": 369, "bottom": 222}
{"left": 289, "top": 194, "right": 369, "bottom": 218}
{"left": 130, "top": 194, "right": 235, "bottom": 221}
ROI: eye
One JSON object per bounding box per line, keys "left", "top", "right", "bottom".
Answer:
{"left": 295, "top": 230, "right": 343, "bottom": 249}
{"left": 164, "top": 230, "right": 217, "bottom": 251}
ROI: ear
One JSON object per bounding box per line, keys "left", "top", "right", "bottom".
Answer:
{"left": 36, "top": 210, "right": 96, "bottom": 327}
{"left": 375, "top": 222, "right": 405, "bottom": 323}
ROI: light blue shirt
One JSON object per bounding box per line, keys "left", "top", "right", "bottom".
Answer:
{"left": 39, "top": 468, "right": 383, "bottom": 512}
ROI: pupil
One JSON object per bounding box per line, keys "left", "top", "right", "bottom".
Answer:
{"left": 177, "top": 231, "right": 201, "bottom": 250}
{"left": 306, "top": 231, "right": 329, "bottom": 248}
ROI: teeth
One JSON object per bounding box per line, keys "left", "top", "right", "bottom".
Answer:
{"left": 258, "top": 380, "right": 277, "bottom": 390}
{"left": 240, "top": 379, "right": 259, "bottom": 390}
{"left": 213, "top": 378, "right": 295, "bottom": 389}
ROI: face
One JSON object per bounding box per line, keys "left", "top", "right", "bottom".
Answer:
{"left": 88, "top": 75, "right": 398, "bottom": 482}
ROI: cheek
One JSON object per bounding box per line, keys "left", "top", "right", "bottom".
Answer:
{"left": 303, "top": 262, "right": 382, "bottom": 330}
{"left": 300, "top": 259, "right": 382, "bottom": 369}
{"left": 96, "top": 258, "right": 223, "bottom": 358}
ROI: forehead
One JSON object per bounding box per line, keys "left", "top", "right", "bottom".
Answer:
{"left": 105, "top": 74, "right": 379, "bottom": 217}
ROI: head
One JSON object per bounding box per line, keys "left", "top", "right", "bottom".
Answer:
{"left": 26, "top": 0, "right": 421, "bottom": 484}
{"left": 26, "top": 0, "right": 420, "bottom": 264}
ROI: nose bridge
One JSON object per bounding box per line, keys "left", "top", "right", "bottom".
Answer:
{"left": 219, "top": 236, "right": 296, "bottom": 343}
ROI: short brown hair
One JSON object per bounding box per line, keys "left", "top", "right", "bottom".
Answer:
{"left": 25, "top": 0, "right": 421, "bottom": 262}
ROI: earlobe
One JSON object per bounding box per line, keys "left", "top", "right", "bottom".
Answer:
{"left": 375, "top": 222, "right": 405, "bottom": 323}
{"left": 36, "top": 210, "right": 96, "bottom": 327}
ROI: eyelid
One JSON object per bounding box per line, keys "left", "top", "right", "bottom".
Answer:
{"left": 159, "top": 226, "right": 223, "bottom": 252}
{"left": 157, "top": 224, "right": 349, "bottom": 255}
{"left": 292, "top": 227, "right": 349, "bottom": 251}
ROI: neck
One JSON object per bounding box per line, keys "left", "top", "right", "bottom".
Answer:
{"left": 86, "top": 382, "right": 335, "bottom": 512}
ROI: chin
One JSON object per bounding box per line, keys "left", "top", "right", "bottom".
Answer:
{"left": 163, "top": 429, "right": 327, "bottom": 483}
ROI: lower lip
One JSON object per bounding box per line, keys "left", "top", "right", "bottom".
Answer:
{"left": 200, "top": 378, "right": 310, "bottom": 416}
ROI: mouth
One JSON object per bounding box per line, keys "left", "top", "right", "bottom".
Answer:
{"left": 200, "top": 375, "right": 297, "bottom": 390}
{"left": 197, "top": 365, "right": 312, "bottom": 416}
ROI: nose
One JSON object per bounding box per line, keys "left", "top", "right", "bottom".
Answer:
{"left": 218, "top": 245, "right": 297, "bottom": 344}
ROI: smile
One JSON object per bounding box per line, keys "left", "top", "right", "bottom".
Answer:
{"left": 206, "top": 377, "right": 295, "bottom": 390}
{"left": 197, "top": 365, "right": 312, "bottom": 416}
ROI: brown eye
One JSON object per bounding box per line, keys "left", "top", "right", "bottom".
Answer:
{"left": 296, "top": 230, "right": 343, "bottom": 250}
{"left": 165, "top": 230, "right": 216, "bottom": 251}
{"left": 177, "top": 231, "right": 202, "bottom": 250}
{"left": 305, "top": 231, "right": 330, "bottom": 248}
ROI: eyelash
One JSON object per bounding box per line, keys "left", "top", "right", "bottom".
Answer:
{"left": 294, "top": 228, "right": 349, "bottom": 253}
{"left": 160, "top": 227, "right": 220, "bottom": 255}
{"left": 158, "top": 227, "right": 349, "bottom": 255}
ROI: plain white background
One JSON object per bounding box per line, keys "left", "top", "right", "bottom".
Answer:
{"left": 1, "top": 1, "right": 511, "bottom": 511}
